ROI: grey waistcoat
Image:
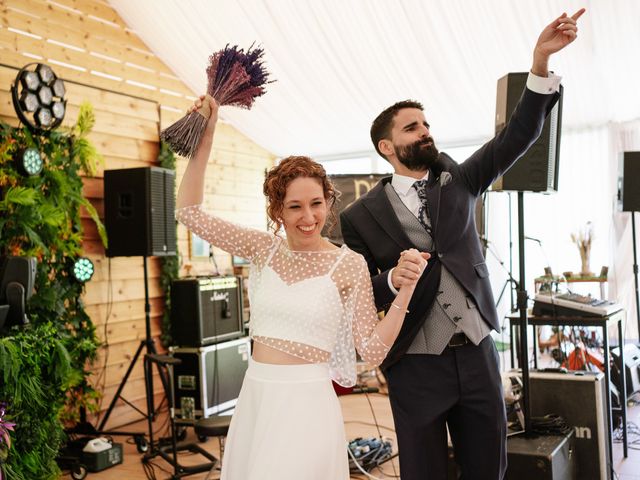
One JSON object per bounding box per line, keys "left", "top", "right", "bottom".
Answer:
{"left": 384, "top": 183, "right": 490, "bottom": 354}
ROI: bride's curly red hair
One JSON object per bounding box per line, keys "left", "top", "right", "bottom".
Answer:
{"left": 263, "top": 156, "right": 339, "bottom": 234}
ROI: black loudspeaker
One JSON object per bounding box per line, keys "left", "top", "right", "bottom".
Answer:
{"left": 611, "top": 343, "right": 640, "bottom": 397}
{"left": 492, "top": 72, "right": 563, "bottom": 193}
{"left": 170, "top": 276, "right": 244, "bottom": 347}
{"left": 525, "top": 370, "right": 610, "bottom": 480}
{"left": 618, "top": 151, "right": 640, "bottom": 212}
{"left": 104, "top": 167, "right": 176, "bottom": 257}
{"left": 506, "top": 432, "right": 576, "bottom": 480}
{"left": 171, "top": 337, "right": 250, "bottom": 422}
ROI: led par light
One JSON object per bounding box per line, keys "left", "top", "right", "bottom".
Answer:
{"left": 15, "top": 148, "right": 43, "bottom": 176}
{"left": 11, "top": 63, "right": 67, "bottom": 132}
{"left": 19, "top": 91, "right": 39, "bottom": 112}
{"left": 73, "top": 257, "right": 94, "bottom": 283}
{"left": 35, "top": 107, "right": 53, "bottom": 128}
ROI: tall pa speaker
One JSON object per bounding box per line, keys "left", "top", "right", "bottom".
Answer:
{"left": 492, "top": 72, "right": 563, "bottom": 193}
{"left": 170, "top": 276, "right": 244, "bottom": 347}
{"left": 104, "top": 167, "right": 176, "bottom": 257}
{"left": 527, "top": 370, "right": 610, "bottom": 480}
{"left": 618, "top": 151, "right": 640, "bottom": 211}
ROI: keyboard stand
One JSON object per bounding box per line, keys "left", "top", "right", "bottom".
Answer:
{"left": 508, "top": 309, "right": 628, "bottom": 474}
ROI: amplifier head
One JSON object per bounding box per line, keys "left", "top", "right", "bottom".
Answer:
{"left": 170, "top": 276, "right": 244, "bottom": 347}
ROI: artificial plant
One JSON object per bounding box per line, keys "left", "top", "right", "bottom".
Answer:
{"left": 0, "top": 101, "right": 106, "bottom": 479}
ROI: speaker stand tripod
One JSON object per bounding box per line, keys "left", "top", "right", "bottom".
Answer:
{"left": 93, "top": 255, "right": 169, "bottom": 451}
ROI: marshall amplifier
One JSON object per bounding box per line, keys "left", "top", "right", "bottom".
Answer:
{"left": 508, "top": 370, "right": 610, "bottom": 480}
{"left": 170, "top": 276, "right": 244, "bottom": 347}
{"left": 171, "top": 336, "right": 251, "bottom": 422}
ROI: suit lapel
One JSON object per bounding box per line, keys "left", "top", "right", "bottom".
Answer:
{"left": 426, "top": 170, "right": 442, "bottom": 236}
{"left": 362, "top": 179, "right": 414, "bottom": 251}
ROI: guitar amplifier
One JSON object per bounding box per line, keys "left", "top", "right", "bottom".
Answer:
{"left": 170, "top": 276, "right": 244, "bottom": 347}
{"left": 171, "top": 336, "right": 251, "bottom": 422}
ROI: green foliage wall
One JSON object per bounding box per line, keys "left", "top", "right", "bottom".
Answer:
{"left": 0, "top": 103, "right": 105, "bottom": 480}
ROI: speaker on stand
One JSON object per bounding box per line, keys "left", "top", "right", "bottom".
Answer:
{"left": 97, "top": 166, "right": 177, "bottom": 451}
{"left": 491, "top": 72, "right": 563, "bottom": 439}
{"left": 618, "top": 151, "right": 640, "bottom": 342}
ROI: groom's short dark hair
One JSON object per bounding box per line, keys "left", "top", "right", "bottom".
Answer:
{"left": 370, "top": 100, "right": 424, "bottom": 160}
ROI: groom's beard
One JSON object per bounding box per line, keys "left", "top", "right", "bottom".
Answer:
{"left": 395, "top": 138, "right": 439, "bottom": 171}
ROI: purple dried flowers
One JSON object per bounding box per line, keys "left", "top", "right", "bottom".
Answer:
{"left": 161, "top": 44, "right": 272, "bottom": 159}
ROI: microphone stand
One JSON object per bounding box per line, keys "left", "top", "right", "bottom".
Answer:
{"left": 480, "top": 236, "right": 519, "bottom": 313}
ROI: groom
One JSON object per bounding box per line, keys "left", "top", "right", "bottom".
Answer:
{"left": 341, "top": 9, "right": 585, "bottom": 479}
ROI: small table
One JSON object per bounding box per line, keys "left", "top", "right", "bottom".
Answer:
{"left": 534, "top": 274, "right": 608, "bottom": 298}
{"left": 508, "top": 309, "right": 628, "bottom": 474}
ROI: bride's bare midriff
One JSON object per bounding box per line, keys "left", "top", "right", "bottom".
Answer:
{"left": 252, "top": 342, "right": 312, "bottom": 365}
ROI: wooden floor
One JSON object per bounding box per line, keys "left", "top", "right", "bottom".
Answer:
{"left": 62, "top": 350, "right": 640, "bottom": 480}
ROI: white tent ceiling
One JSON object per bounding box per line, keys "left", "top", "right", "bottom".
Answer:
{"left": 109, "top": 0, "right": 640, "bottom": 159}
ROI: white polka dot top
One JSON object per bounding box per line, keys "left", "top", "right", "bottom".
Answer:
{"left": 176, "top": 204, "right": 391, "bottom": 386}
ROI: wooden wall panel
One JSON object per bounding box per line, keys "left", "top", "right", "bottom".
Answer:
{"left": 1, "top": 0, "right": 275, "bottom": 430}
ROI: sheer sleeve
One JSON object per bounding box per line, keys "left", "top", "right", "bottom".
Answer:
{"left": 175, "top": 204, "right": 276, "bottom": 261}
{"left": 349, "top": 255, "right": 392, "bottom": 366}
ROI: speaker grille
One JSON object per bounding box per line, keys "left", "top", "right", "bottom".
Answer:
{"left": 148, "top": 168, "right": 176, "bottom": 255}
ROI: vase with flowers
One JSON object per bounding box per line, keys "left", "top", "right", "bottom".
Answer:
{"left": 571, "top": 222, "right": 594, "bottom": 276}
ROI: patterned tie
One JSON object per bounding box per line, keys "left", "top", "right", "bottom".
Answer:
{"left": 412, "top": 179, "right": 432, "bottom": 235}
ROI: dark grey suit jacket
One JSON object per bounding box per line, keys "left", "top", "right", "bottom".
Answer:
{"left": 341, "top": 86, "right": 560, "bottom": 370}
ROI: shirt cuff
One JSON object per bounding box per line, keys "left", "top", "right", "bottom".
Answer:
{"left": 387, "top": 268, "right": 399, "bottom": 296}
{"left": 527, "top": 71, "right": 561, "bottom": 94}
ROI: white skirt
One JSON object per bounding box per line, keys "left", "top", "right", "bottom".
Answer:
{"left": 221, "top": 360, "right": 349, "bottom": 480}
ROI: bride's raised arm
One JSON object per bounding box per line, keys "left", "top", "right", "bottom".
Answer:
{"left": 175, "top": 96, "right": 275, "bottom": 262}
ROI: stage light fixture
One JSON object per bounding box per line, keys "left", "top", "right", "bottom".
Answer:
{"left": 37, "top": 85, "right": 53, "bottom": 106}
{"left": 19, "top": 91, "right": 39, "bottom": 112}
{"left": 36, "top": 63, "right": 54, "bottom": 84}
{"left": 73, "top": 257, "right": 94, "bottom": 283}
{"left": 52, "top": 78, "right": 65, "bottom": 97}
{"left": 35, "top": 107, "right": 53, "bottom": 128}
{"left": 11, "top": 63, "right": 67, "bottom": 132}
{"left": 52, "top": 101, "right": 65, "bottom": 120}
{"left": 16, "top": 148, "right": 44, "bottom": 176}
{"left": 20, "top": 71, "right": 40, "bottom": 91}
